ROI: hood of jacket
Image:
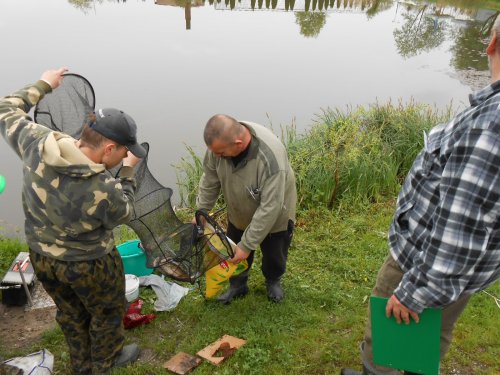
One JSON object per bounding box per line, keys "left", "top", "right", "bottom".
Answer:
{"left": 41, "top": 131, "right": 106, "bottom": 177}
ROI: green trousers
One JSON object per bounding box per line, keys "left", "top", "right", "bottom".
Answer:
{"left": 30, "top": 248, "right": 126, "bottom": 375}
{"left": 361, "top": 254, "right": 471, "bottom": 375}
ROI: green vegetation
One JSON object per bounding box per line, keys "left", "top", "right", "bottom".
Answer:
{"left": 1, "top": 102, "right": 499, "bottom": 374}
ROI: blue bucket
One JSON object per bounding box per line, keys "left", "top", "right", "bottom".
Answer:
{"left": 117, "top": 240, "right": 153, "bottom": 277}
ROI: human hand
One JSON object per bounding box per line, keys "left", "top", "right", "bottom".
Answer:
{"left": 122, "top": 151, "right": 141, "bottom": 168}
{"left": 385, "top": 294, "right": 419, "bottom": 324}
{"left": 229, "top": 245, "right": 250, "bottom": 264}
{"left": 40, "top": 67, "right": 68, "bottom": 89}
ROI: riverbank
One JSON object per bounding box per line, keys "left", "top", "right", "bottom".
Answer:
{"left": 1, "top": 103, "right": 498, "bottom": 373}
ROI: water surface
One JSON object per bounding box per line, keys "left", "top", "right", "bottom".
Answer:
{"left": 0, "top": 0, "right": 497, "bottom": 232}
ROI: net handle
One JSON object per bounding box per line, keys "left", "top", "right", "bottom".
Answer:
{"left": 195, "top": 209, "right": 234, "bottom": 259}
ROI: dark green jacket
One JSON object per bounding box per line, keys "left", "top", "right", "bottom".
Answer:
{"left": 0, "top": 80, "right": 136, "bottom": 261}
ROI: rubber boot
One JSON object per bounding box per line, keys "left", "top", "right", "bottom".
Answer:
{"left": 217, "top": 274, "right": 249, "bottom": 304}
{"left": 114, "top": 343, "right": 140, "bottom": 368}
{"left": 266, "top": 279, "right": 284, "bottom": 303}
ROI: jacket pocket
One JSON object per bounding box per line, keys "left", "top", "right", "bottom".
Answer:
{"left": 394, "top": 199, "right": 415, "bottom": 234}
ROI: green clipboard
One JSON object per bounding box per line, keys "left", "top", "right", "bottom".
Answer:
{"left": 370, "top": 296, "right": 442, "bottom": 375}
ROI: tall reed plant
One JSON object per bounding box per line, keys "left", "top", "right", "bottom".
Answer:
{"left": 288, "top": 101, "right": 451, "bottom": 209}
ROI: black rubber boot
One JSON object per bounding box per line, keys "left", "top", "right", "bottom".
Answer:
{"left": 266, "top": 279, "right": 284, "bottom": 303}
{"left": 217, "top": 274, "right": 249, "bottom": 304}
{"left": 217, "top": 284, "right": 249, "bottom": 304}
{"left": 114, "top": 343, "right": 140, "bottom": 368}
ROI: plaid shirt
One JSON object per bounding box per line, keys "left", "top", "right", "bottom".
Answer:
{"left": 389, "top": 81, "right": 500, "bottom": 313}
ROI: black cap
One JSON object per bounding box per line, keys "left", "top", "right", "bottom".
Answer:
{"left": 90, "top": 108, "right": 147, "bottom": 158}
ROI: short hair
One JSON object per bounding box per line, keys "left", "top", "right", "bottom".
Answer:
{"left": 203, "top": 114, "right": 244, "bottom": 146}
{"left": 79, "top": 112, "right": 117, "bottom": 149}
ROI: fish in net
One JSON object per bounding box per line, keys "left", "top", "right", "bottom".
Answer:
{"left": 34, "top": 73, "right": 234, "bottom": 284}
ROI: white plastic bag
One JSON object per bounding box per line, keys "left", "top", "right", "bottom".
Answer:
{"left": 139, "top": 274, "right": 189, "bottom": 311}
{"left": 2, "top": 349, "right": 54, "bottom": 374}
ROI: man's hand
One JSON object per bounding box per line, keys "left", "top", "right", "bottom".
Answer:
{"left": 385, "top": 294, "right": 419, "bottom": 324}
{"left": 122, "top": 151, "right": 141, "bottom": 168}
{"left": 229, "top": 245, "right": 250, "bottom": 264}
{"left": 40, "top": 67, "right": 68, "bottom": 90}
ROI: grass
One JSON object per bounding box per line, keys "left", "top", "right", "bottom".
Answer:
{"left": 0, "top": 102, "right": 499, "bottom": 373}
{"left": 1, "top": 204, "right": 498, "bottom": 374}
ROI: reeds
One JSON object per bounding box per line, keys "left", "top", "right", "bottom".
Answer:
{"left": 175, "top": 101, "right": 452, "bottom": 211}
{"left": 289, "top": 101, "right": 451, "bottom": 209}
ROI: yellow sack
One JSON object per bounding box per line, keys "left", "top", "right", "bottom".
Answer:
{"left": 202, "top": 224, "right": 248, "bottom": 298}
{"left": 205, "top": 259, "right": 248, "bottom": 299}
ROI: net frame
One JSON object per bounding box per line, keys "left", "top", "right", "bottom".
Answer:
{"left": 34, "top": 73, "right": 95, "bottom": 138}
{"left": 145, "top": 208, "right": 235, "bottom": 284}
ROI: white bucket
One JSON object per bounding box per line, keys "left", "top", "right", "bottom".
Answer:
{"left": 125, "top": 274, "right": 139, "bottom": 302}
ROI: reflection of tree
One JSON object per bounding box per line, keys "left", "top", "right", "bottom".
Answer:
{"left": 450, "top": 12, "right": 499, "bottom": 71}
{"left": 393, "top": 6, "right": 447, "bottom": 58}
{"left": 295, "top": 12, "right": 326, "bottom": 38}
{"left": 68, "top": 0, "right": 138, "bottom": 12}
{"left": 365, "top": 0, "right": 392, "bottom": 19}
{"left": 68, "top": 0, "right": 98, "bottom": 11}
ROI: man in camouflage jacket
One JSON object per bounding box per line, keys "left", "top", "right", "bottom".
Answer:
{"left": 0, "top": 68, "right": 146, "bottom": 374}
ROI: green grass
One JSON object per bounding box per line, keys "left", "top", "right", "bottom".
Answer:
{"left": 0, "top": 204, "right": 498, "bottom": 374}
{"left": 0, "top": 102, "right": 499, "bottom": 373}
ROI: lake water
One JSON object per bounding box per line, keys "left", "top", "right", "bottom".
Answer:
{"left": 0, "top": 0, "right": 497, "bottom": 234}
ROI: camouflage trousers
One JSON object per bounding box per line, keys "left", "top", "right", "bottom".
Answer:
{"left": 30, "top": 248, "right": 126, "bottom": 375}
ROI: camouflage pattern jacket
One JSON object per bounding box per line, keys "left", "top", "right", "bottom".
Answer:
{"left": 0, "top": 80, "right": 136, "bottom": 261}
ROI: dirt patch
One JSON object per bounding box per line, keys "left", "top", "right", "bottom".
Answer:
{"left": 0, "top": 281, "right": 57, "bottom": 352}
{"left": 0, "top": 303, "right": 57, "bottom": 351}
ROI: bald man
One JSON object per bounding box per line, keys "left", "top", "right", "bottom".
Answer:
{"left": 196, "top": 114, "right": 296, "bottom": 303}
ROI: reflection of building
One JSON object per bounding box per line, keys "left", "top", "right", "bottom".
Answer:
{"left": 155, "top": 0, "right": 205, "bottom": 29}
{"left": 212, "top": 0, "right": 389, "bottom": 12}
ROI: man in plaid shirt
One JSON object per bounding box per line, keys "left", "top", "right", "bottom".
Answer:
{"left": 342, "top": 16, "right": 500, "bottom": 375}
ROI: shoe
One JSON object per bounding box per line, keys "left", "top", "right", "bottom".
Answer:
{"left": 217, "top": 284, "right": 249, "bottom": 304}
{"left": 266, "top": 279, "right": 284, "bottom": 303}
{"left": 114, "top": 343, "right": 140, "bottom": 368}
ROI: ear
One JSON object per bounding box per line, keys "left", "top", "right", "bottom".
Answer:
{"left": 103, "top": 142, "right": 116, "bottom": 156}
{"left": 486, "top": 31, "right": 497, "bottom": 56}
{"left": 234, "top": 139, "right": 244, "bottom": 150}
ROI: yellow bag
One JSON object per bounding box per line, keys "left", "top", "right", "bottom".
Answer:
{"left": 205, "top": 259, "right": 248, "bottom": 298}
{"left": 202, "top": 224, "right": 248, "bottom": 298}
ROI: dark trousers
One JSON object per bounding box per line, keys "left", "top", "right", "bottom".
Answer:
{"left": 227, "top": 220, "right": 294, "bottom": 284}
{"left": 30, "top": 248, "right": 126, "bottom": 375}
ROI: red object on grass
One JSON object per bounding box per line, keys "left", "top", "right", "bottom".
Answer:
{"left": 123, "top": 299, "right": 156, "bottom": 329}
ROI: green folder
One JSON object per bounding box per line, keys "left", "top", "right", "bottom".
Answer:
{"left": 370, "top": 296, "right": 442, "bottom": 375}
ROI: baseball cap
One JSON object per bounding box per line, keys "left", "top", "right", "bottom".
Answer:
{"left": 90, "top": 108, "right": 147, "bottom": 158}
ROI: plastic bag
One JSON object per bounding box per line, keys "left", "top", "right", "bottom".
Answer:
{"left": 138, "top": 274, "right": 189, "bottom": 312}
{"left": 205, "top": 259, "right": 248, "bottom": 298}
{"left": 1, "top": 349, "right": 54, "bottom": 374}
{"left": 123, "top": 299, "right": 156, "bottom": 329}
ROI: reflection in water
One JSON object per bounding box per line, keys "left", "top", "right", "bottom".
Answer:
{"left": 64, "top": 0, "right": 500, "bottom": 76}
{"left": 295, "top": 12, "right": 326, "bottom": 38}
{"left": 393, "top": 4, "right": 447, "bottom": 58}
{"left": 393, "top": 2, "right": 498, "bottom": 89}
{"left": 211, "top": 0, "right": 391, "bottom": 12}
{"left": 155, "top": 0, "right": 205, "bottom": 29}
{"left": 63, "top": 0, "right": 500, "bottom": 86}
